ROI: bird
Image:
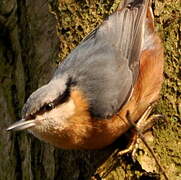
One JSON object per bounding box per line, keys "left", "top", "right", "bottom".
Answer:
{"left": 7, "top": 0, "right": 164, "bottom": 150}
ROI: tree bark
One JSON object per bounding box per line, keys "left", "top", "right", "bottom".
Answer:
{"left": 0, "top": 0, "right": 180, "bottom": 180}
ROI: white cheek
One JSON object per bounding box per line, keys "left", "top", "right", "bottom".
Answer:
{"left": 29, "top": 99, "right": 75, "bottom": 134}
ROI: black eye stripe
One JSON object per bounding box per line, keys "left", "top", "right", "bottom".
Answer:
{"left": 25, "top": 77, "right": 75, "bottom": 120}
{"left": 39, "top": 89, "right": 70, "bottom": 113}
{"left": 51, "top": 77, "right": 75, "bottom": 106}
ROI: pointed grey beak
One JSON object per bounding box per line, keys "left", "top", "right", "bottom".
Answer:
{"left": 6, "top": 119, "right": 36, "bottom": 131}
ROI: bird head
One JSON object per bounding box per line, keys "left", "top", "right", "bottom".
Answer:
{"left": 6, "top": 75, "right": 75, "bottom": 135}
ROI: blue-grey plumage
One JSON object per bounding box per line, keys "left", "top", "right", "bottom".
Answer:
{"left": 9, "top": 0, "right": 149, "bottom": 123}
{"left": 52, "top": 0, "right": 149, "bottom": 118}
{"left": 6, "top": 0, "right": 164, "bottom": 151}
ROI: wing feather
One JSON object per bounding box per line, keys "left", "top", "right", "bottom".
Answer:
{"left": 55, "top": 0, "right": 150, "bottom": 118}
{"left": 97, "top": 0, "right": 149, "bottom": 82}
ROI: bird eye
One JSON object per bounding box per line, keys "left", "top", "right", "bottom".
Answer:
{"left": 45, "top": 103, "right": 54, "bottom": 111}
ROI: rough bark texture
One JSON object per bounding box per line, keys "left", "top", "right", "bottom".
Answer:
{"left": 0, "top": 0, "right": 180, "bottom": 180}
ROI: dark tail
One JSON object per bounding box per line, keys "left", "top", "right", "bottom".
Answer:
{"left": 118, "top": 0, "right": 150, "bottom": 10}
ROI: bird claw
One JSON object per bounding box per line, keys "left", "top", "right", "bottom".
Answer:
{"left": 117, "top": 130, "right": 138, "bottom": 157}
{"left": 117, "top": 104, "right": 164, "bottom": 159}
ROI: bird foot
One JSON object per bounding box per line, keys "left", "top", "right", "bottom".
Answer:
{"left": 117, "top": 105, "right": 163, "bottom": 158}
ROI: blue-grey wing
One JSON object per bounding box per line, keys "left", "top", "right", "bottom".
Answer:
{"left": 54, "top": 0, "right": 148, "bottom": 118}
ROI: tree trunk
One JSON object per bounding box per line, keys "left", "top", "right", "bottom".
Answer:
{"left": 0, "top": 0, "right": 180, "bottom": 180}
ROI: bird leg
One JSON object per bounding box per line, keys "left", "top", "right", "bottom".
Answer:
{"left": 117, "top": 104, "right": 162, "bottom": 156}
{"left": 117, "top": 105, "right": 169, "bottom": 180}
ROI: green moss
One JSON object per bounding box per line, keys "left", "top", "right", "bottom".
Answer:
{"left": 154, "top": 0, "right": 180, "bottom": 122}
{"left": 153, "top": 120, "right": 181, "bottom": 179}
{"left": 51, "top": 0, "right": 121, "bottom": 60}
{"left": 153, "top": 1, "right": 181, "bottom": 179}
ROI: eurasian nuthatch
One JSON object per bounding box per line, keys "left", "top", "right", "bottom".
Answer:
{"left": 7, "top": 0, "right": 164, "bottom": 150}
